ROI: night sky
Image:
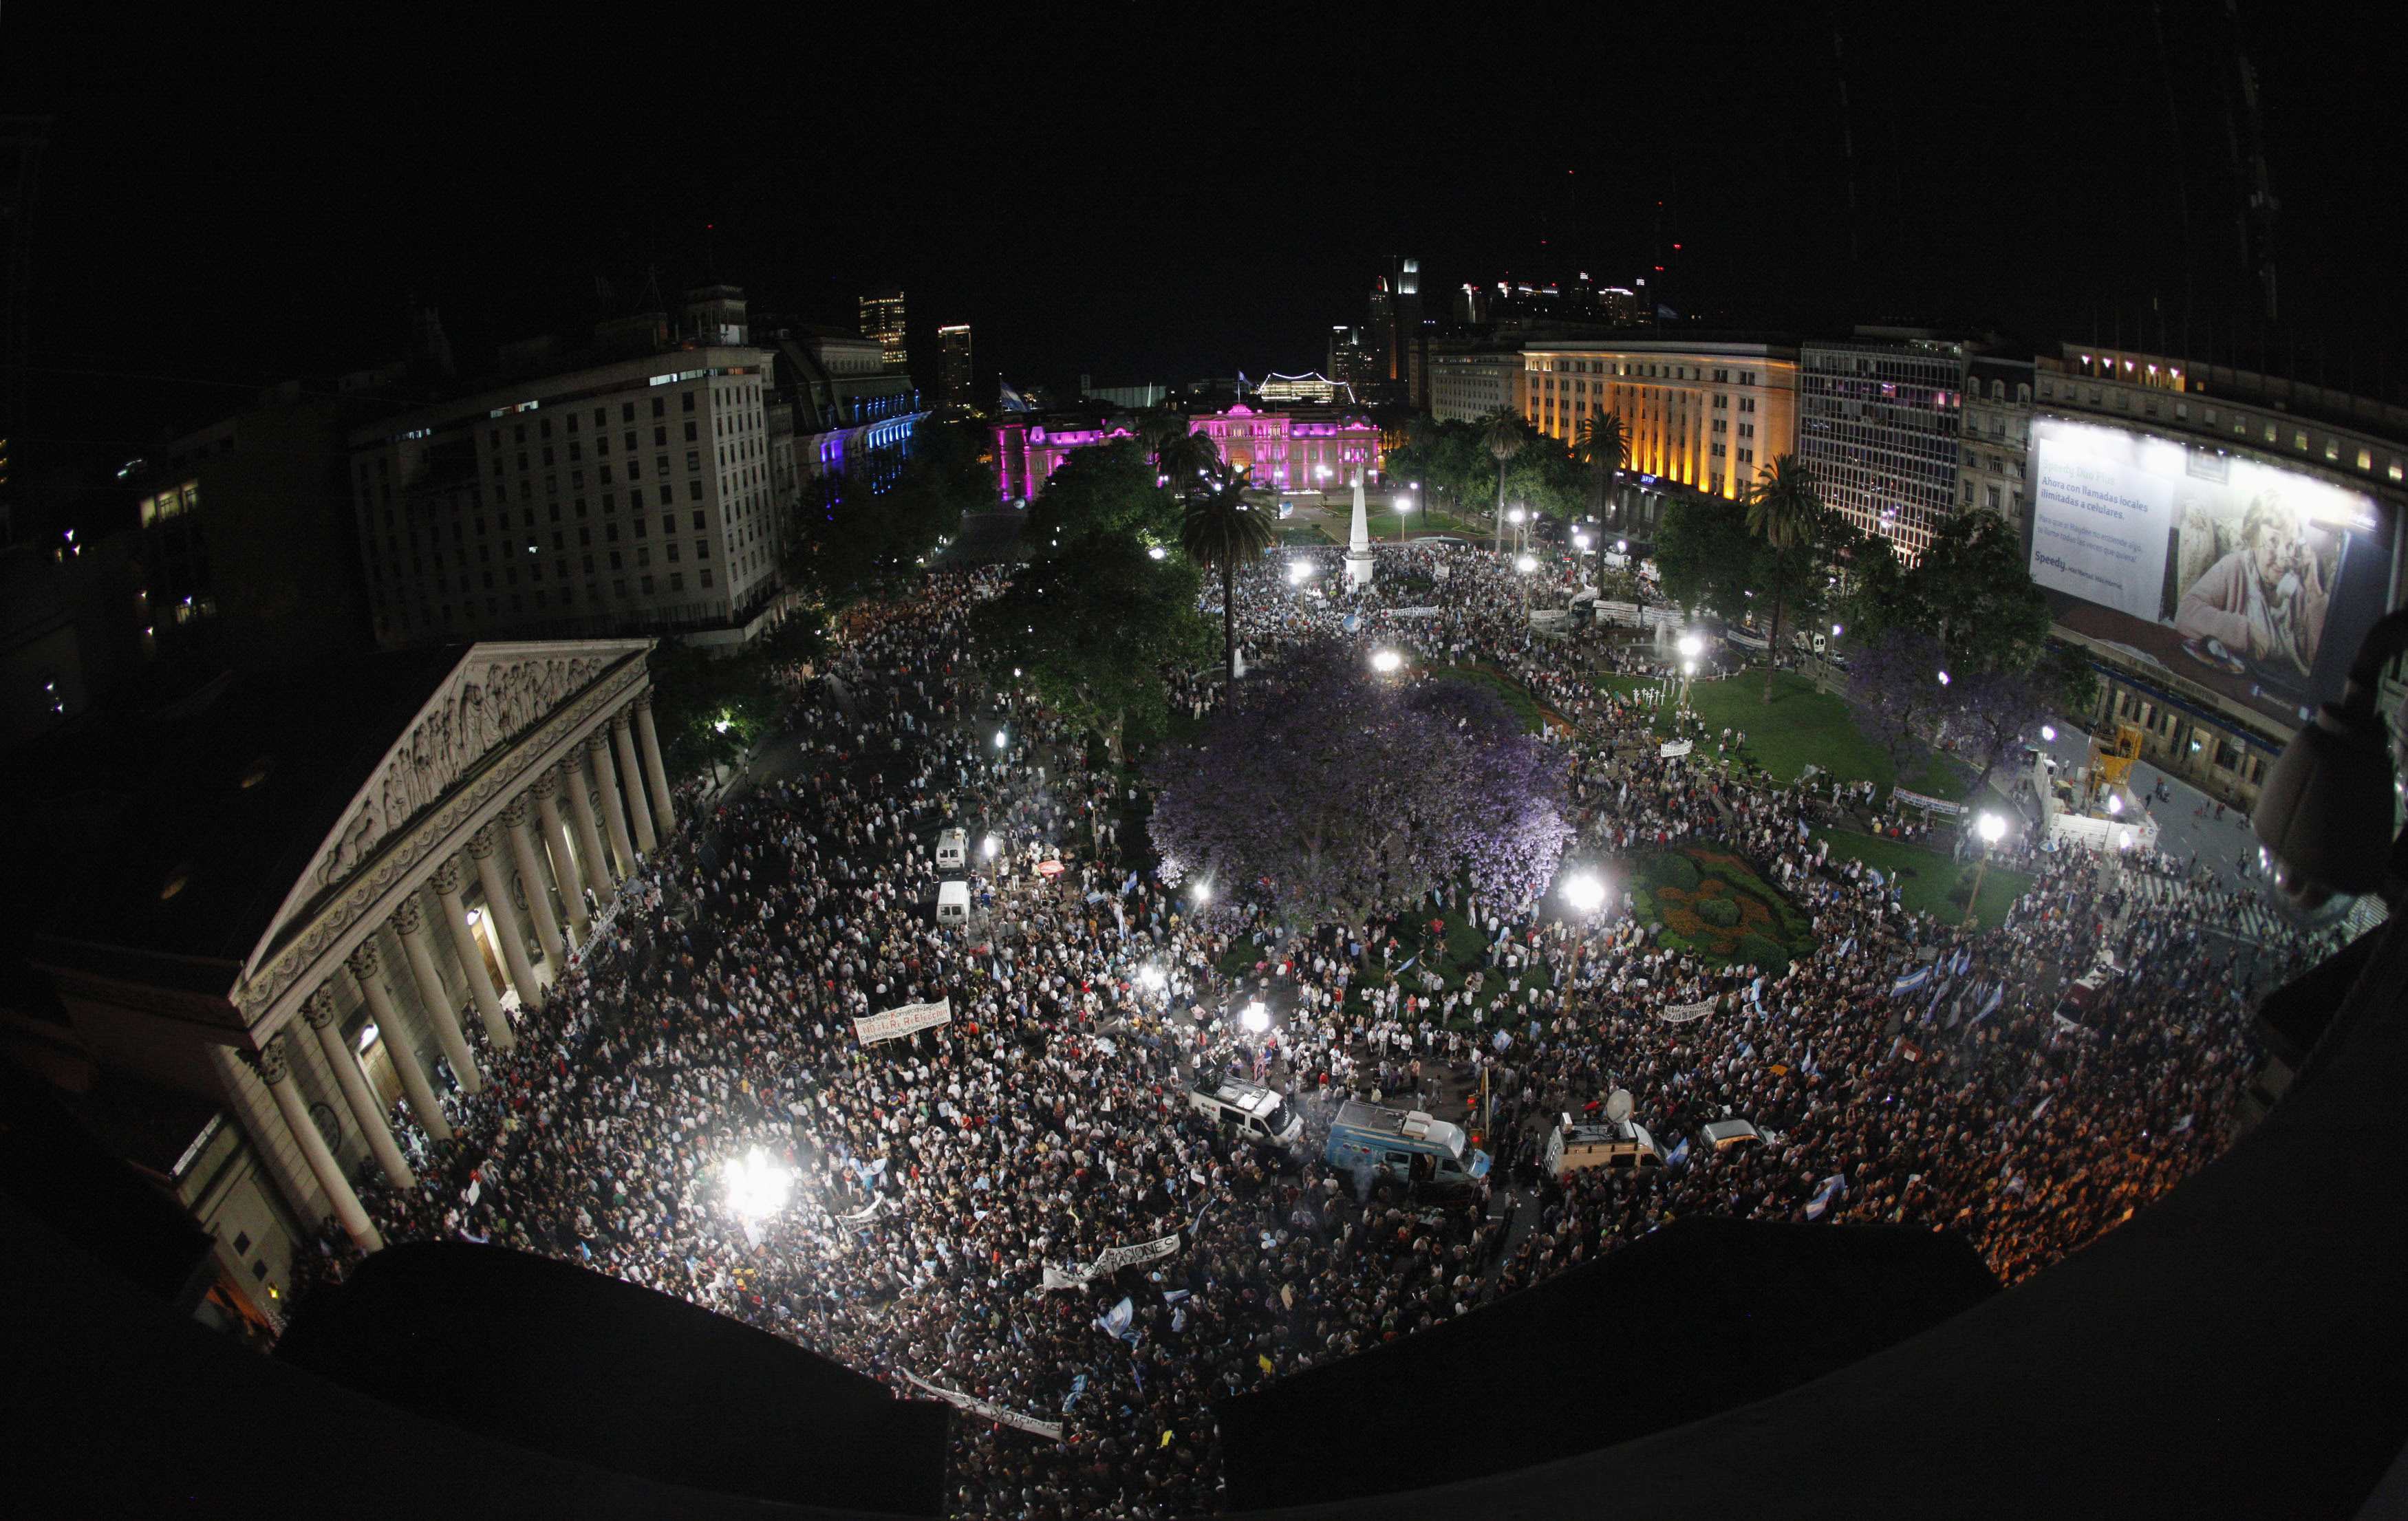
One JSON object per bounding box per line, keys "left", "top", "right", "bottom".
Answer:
{"left": 3, "top": 1, "right": 2399, "bottom": 471}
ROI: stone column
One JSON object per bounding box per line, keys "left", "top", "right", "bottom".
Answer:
{"left": 394, "top": 896, "right": 482, "bottom": 1094}
{"left": 610, "top": 711, "right": 658, "bottom": 856}
{"left": 502, "top": 797, "right": 564, "bottom": 973}
{"left": 561, "top": 748, "right": 618, "bottom": 908}
{"left": 632, "top": 693, "right": 676, "bottom": 841}
{"left": 530, "top": 770, "right": 591, "bottom": 943}
{"left": 590, "top": 732, "right": 638, "bottom": 876}
{"left": 250, "top": 1035, "right": 381, "bottom": 1253}
{"left": 431, "top": 857, "right": 515, "bottom": 1053}
{"left": 347, "top": 942, "right": 452, "bottom": 1143}
{"left": 302, "top": 985, "right": 413, "bottom": 1190}
{"left": 469, "top": 824, "right": 543, "bottom": 1015}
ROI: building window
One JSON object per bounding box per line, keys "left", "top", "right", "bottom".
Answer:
{"left": 700, "top": 568, "right": 713, "bottom": 587}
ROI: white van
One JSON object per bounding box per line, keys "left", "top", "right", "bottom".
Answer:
{"left": 1545, "top": 1118, "right": 1664, "bottom": 1175}
{"left": 936, "top": 828, "right": 968, "bottom": 872}
{"left": 1186, "top": 1076, "right": 1304, "bottom": 1150}
{"left": 935, "top": 880, "right": 971, "bottom": 927}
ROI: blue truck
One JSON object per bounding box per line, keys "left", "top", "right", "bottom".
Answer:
{"left": 1326, "top": 1099, "right": 1491, "bottom": 1196}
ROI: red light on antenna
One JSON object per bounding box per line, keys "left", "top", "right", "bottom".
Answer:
{"left": 1673, "top": 243, "right": 1682, "bottom": 250}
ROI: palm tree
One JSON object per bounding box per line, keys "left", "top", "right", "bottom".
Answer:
{"left": 1181, "top": 472, "right": 1276, "bottom": 684}
{"left": 1480, "top": 408, "right": 1527, "bottom": 550}
{"left": 1154, "top": 427, "right": 1221, "bottom": 497}
{"left": 1743, "top": 453, "right": 1824, "bottom": 705}
{"left": 1573, "top": 411, "right": 1629, "bottom": 527}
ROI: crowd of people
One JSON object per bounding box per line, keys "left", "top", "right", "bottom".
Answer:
{"left": 310, "top": 537, "right": 2339, "bottom": 1520}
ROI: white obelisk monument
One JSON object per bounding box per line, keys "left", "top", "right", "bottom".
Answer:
{"left": 1345, "top": 469, "right": 1375, "bottom": 588}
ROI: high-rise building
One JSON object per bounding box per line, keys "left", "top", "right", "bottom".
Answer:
{"left": 859, "top": 288, "right": 908, "bottom": 372}
{"left": 1328, "top": 326, "right": 1377, "bottom": 396}
{"left": 1957, "top": 352, "right": 2035, "bottom": 524}
{"left": 937, "top": 325, "right": 974, "bottom": 411}
{"left": 1371, "top": 257, "right": 1421, "bottom": 397}
{"left": 1796, "top": 330, "right": 1970, "bottom": 563}
{"left": 1519, "top": 336, "right": 1800, "bottom": 537}
{"left": 350, "top": 294, "right": 786, "bottom": 649}
{"left": 1426, "top": 341, "right": 1526, "bottom": 424}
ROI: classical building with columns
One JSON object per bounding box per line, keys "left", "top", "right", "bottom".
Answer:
{"left": 1, "top": 638, "right": 677, "bottom": 1328}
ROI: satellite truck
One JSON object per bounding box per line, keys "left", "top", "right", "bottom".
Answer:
{"left": 1543, "top": 1089, "right": 1665, "bottom": 1175}
{"left": 1326, "top": 1099, "right": 1492, "bottom": 1196}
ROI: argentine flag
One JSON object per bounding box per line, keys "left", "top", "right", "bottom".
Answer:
{"left": 1805, "top": 1173, "right": 1847, "bottom": 1221}
{"left": 1665, "top": 1137, "right": 1691, "bottom": 1169}
{"left": 1892, "top": 965, "right": 1932, "bottom": 997}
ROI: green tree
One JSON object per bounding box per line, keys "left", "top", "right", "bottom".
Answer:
{"left": 1834, "top": 533, "right": 1913, "bottom": 649}
{"left": 646, "top": 640, "right": 780, "bottom": 782}
{"left": 971, "top": 530, "right": 1212, "bottom": 762}
{"left": 1574, "top": 411, "right": 1630, "bottom": 526}
{"left": 1384, "top": 416, "right": 1490, "bottom": 516}
{"left": 782, "top": 414, "right": 987, "bottom": 607}
{"left": 1181, "top": 472, "right": 1276, "bottom": 684}
{"left": 1499, "top": 431, "right": 1586, "bottom": 528}
{"left": 1024, "top": 440, "right": 1179, "bottom": 554}
{"left": 1156, "top": 429, "right": 1223, "bottom": 497}
{"left": 1481, "top": 408, "right": 1529, "bottom": 549}
{"left": 1654, "top": 492, "right": 1759, "bottom": 621}
{"left": 2037, "top": 639, "right": 2099, "bottom": 715}
{"left": 1743, "top": 454, "right": 1829, "bottom": 704}
{"left": 1901, "top": 511, "right": 2051, "bottom": 676}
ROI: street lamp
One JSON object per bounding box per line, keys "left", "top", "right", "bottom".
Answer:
{"left": 2041, "top": 724, "right": 2058, "bottom": 743}
{"left": 1192, "top": 881, "right": 1212, "bottom": 906}
{"left": 1139, "top": 964, "right": 1166, "bottom": 993}
{"left": 722, "top": 1146, "right": 793, "bottom": 1222}
{"left": 1937, "top": 669, "right": 1951, "bottom": 687}
{"left": 1562, "top": 871, "right": 1606, "bottom": 914}
{"left": 1677, "top": 632, "right": 1703, "bottom": 711}
{"left": 981, "top": 834, "right": 999, "bottom": 860}
{"left": 1393, "top": 493, "right": 1413, "bottom": 543}
{"left": 1370, "top": 649, "right": 1404, "bottom": 674}
{"left": 1240, "top": 1000, "right": 1271, "bottom": 1035}
{"left": 993, "top": 729, "right": 1009, "bottom": 749}
{"left": 1964, "top": 811, "right": 2007, "bottom": 927}
{"left": 1288, "top": 559, "right": 1312, "bottom": 585}
{"left": 1514, "top": 553, "right": 1538, "bottom": 574}
{"left": 1148, "top": 545, "right": 1167, "bottom": 561}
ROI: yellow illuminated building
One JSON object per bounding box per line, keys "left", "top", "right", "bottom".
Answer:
{"left": 1520, "top": 339, "right": 1798, "bottom": 501}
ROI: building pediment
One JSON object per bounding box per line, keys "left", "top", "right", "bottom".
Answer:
{"left": 241, "top": 640, "right": 650, "bottom": 997}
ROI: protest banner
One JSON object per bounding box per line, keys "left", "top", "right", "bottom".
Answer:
{"left": 1040, "top": 1231, "right": 1182, "bottom": 1292}
{"left": 1657, "top": 997, "right": 1717, "bottom": 1024}
{"left": 853, "top": 998, "right": 952, "bottom": 1046}
{"left": 902, "top": 1372, "right": 1064, "bottom": 1440}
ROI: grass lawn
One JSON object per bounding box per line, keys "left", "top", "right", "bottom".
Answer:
{"left": 1810, "top": 828, "right": 2032, "bottom": 928}
{"left": 1430, "top": 665, "right": 1551, "bottom": 733}
{"left": 1212, "top": 898, "right": 1551, "bottom": 1028}
{"left": 1360, "top": 508, "right": 1483, "bottom": 541}
{"left": 1593, "top": 667, "right": 1977, "bottom": 802}
{"left": 1278, "top": 523, "right": 1334, "bottom": 546}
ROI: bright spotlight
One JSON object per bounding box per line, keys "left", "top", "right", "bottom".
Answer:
{"left": 993, "top": 729, "right": 1009, "bottom": 748}
{"left": 1370, "top": 649, "right": 1403, "bottom": 673}
{"left": 1515, "top": 554, "right": 1538, "bottom": 573}
{"left": 1288, "top": 559, "right": 1311, "bottom": 585}
{"left": 1148, "top": 545, "right": 1167, "bottom": 560}
{"left": 1509, "top": 508, "right": 1525, "bottom": 524}
{"left": 1192, "top": 881, "right": 1212, "bottom": 905}
{"left": 1977, "top": 812, "right": 2006, "bottom": 845}
{"left": 1562, "top": 872, "right": 1606, "bottom": 914}
{"left": 1240, "top": 1000, "right": 1271, "bottom": 1034}
{"left": 2041, "top": 724, "right": 2057, "bottom": 742}
{"left": 1683, "top": 660, "right": 1695, "bottom": 676}
{"left": 1139, "top": 964, "right": 1167, "bottom": 991}
{"left": 1677, "top": 632, "right": 1702, "bottom": 658}
{"left": 1937, "top": 670, "right": 1951, "bottom": 687}
{"left": 981, "top": 834, "right": 998, "bottom": 859}
{"left": 723, "top": 1146, "right": 793, "bottom": 1221}
{"left": 2107, "top": 793, "right": 2124, "bottom": 815}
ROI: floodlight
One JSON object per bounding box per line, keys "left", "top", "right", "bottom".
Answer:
{"left": 1562, "top": 872, "right": 1606, "bottom": 914}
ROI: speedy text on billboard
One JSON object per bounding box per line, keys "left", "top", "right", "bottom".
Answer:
{"left": 2028, "top": 417, "right": 2389, "bottom": 726}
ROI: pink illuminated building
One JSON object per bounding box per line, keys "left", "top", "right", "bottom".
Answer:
{"left": 993, "top": 404, "right": 1382, "bottom": 503}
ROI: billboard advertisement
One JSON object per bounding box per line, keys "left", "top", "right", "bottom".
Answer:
{"left": 2029, "top": 417, "right": 2393, "bottom": 727}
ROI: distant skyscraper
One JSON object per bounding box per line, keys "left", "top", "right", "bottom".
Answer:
{"left": 1327, "top": 325, "right": 1377, "bottom": 395}
{"left": 859, "top": 288, "right": 908, "bottom": 371}
{"left": 938, "top": 324, "right": 974, "bottom": 410}
{"left": 1370, "top": 256, "right": 1421, "bottom": 392}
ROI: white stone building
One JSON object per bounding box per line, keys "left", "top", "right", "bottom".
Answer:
{"left": 8, "top": 639, "right": 676, "bottom": 1329}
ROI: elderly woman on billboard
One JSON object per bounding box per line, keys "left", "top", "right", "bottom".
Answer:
{"left": 2175, "top": 493, "right": 2329, "bottom": 679}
